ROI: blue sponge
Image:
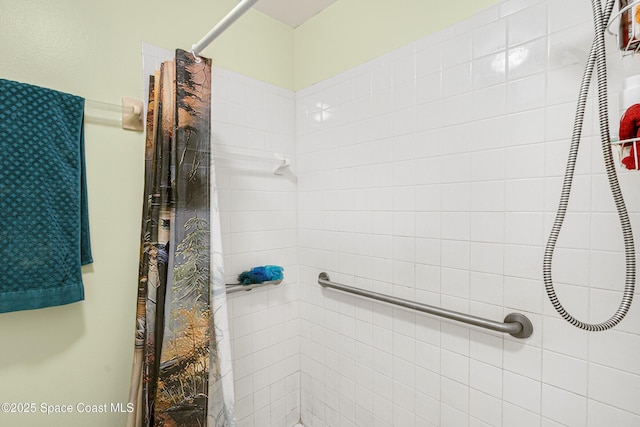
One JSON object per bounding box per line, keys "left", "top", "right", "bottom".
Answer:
{"left": 238, "top": 265, "right": 284, "bottom": 285}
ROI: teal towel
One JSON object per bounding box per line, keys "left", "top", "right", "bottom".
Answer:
{"left": 0, "top": 79, "right": 92, "bottom": 313}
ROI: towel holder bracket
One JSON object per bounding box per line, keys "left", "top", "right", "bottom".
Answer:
{"left": 122, "top": 97, "right": 144, "bottom": 132}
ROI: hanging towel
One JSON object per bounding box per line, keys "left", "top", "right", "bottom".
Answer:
{"left": 0, "top": 78, "right": 92, "bottom": 313}
{"left": 619, "top": 103, "right": 640, "bottom": 169}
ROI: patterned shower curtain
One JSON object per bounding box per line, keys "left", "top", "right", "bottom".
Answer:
{"left": 127, "top": 49, "right": 236, "bottom": 427}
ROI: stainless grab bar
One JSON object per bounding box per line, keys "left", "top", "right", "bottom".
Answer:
{"left": 318, "top": 272, "right": 533, "bottom": 339}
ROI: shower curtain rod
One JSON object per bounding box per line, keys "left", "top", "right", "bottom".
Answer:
{"left": 318, "top": 272, "right": 534, "bottom": 339}
{"left": 191, "top": 0, "right": 260, "bottom": 57}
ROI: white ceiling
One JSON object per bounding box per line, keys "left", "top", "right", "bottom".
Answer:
{"left": 252, "top": 0, "right": 339, "bottom": 28}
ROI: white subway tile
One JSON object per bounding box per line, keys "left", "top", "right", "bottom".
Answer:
{"left": 588, "top": 400, "right": 640, "bottom": 427}
{"left": 373, "top": 389, "right": 393, "bottom": 424}
{"left": 591, "top": 173, "right": 619, "bottom": 213}
{"left": 470, "top": 5, "right": 500, "bottom": 28}
{"left": 392, "top": 401, "right": 416, "bottom": 426}
{"left": 589, "top": 250, "right": 626, "bottom": 292}
{"left": 441, "top": 377, "right": 470, "bottom": 412}
{"left": 441, "top": 211, "right": 470, "bottom": 241}
{"left": 541, "top": 384, "right": 587, "bottom": 426}
{"left": 503, "top": 402, "right": 540, "bottom": 427}
{"left": 392, "top": 259, "right": 415, "bottom": 287}
{"left": 617, "top": 173, "right": 640, "bottom": 212}
{"left": 505, "top": 108, "right": 546, "bottom": 147}
{"left": 470, "top": 389, "right": 503, "bottom": 427}
{"left": 507, "top": 38, "right": 547, "bottom": 80}
{"left": 416, "top": 365, "right": 441, "bottom": 400}
{"left": 470, "top": 272, "right": 504, "bottom": 305}
{"left": 392, "top": 81, "right": 417, "bottom": 111}
{"left": 507, "top": 73, "right": 546, "bottom": 113}
{"left": 441, "top": 93, "right": 473, "bottom": 127}
{"left": 441, "top": 404, "right": 468, "bottom": 427}
{"left": 550, "top": 213, "right": 591, "bottom": 249}
{"left": 548, "top": 1, "right": 592, "bottom": 33}
{"left": 415, "top": 264, "right": 441, "bottom": 295}
{"left": 470, "top": 359, "right": 503, "bottom": 397}
{"left": 441, "top": 323, "right": 471, "bottom": 356}
{"left": 504, "top": 340, "right": 542, "bottom": 381}
{"left": 415, "top": 212, "right": 441, "bottom": 239}
{"left": 440, "top": 240, "right": 469, "bottom": 269}
{"left": 442, "top": 122, "right": 472, "bottom": 156}
{"left": 590, "top": 213, "right": 625, "bottom": 252}
{"left": 542, "top": 316, "right": 589, "bottom": 358}
{"left": 473, "top": 19, "right": 507, "bottom": 58}
{"left": 416, "top": 73, "right": 442, "bottom": 105}
{"left": 469, "top": 331, "right": 503, "bottom": 367}
{"left": 547, "top": 65, "right": 586, "bottom": 109}
{"left": 505, "top": 212, "right": 545, "bottom": 245}
{"left": 545, "top": 114, "right": 578, "bottom": 165}
{"left": 542, "top": 281, "right": 591, "bottom": 320}
{"left": 470, "top": 242, "right": 504, "bottom": 275}
{"left": 416, "top": 45, "right": 442, "bottom": 77}
{"left": 441, "top": 267, "right": 471, "bottom": 299}
{"left": 542, "top": 350, "right": 587, "bottom": 396}
{"left": 504, "top": 244, "right": 542, "bottom": 280}
{"left": 442, "top": 183, "right": 472, "bottom": 211}
{"left": 473, "top": 52, "right": 507, "bottom": 90}
{"left": 443, "top": 63, "right": 472, "bottom": 98}
{"left": 507, "top": 2, "right": 547, "bottom": 46}
{"left": 472, "top": 84, "right": 507, "bottom": 121}
{"left": 544, "top": 175, "right": 592, "bottom": 213}
{"left": 471, "top": 149, "right": 505, "bottom": 181}
{"left": 393, "top": 212, "right": 416, "bottom": 237}
{"left": 549, "top": 247, "right": 589, "bottom": 286}
{"left": 503, "top": 370, "right": 541, "bottom": 413}
{"left": 471, "top": 181, "right": 505, "bottom": 212}
{"left": 504, "top": 276, "right": 542, "bottom": 313}
{"left": 505, "top": 143, "right": 546, "bottom": 179}
{"left": 415, "top": 392, "right": 440, "bottom": 425}
{"left": 505, "top": 178, "right": 545, "bottom": 212}
{"left": 589, "top": 330, "right": 640, "bottom": 375}
{"left": 470, "top": 212, "right": 505, "bottom": 243}
{"left": 476, "top": 116, "right": 509, "bottom": 150}
{"left": 441, "top": 349, "right": 470, "bottom": 384}
{"left": 442, "top": 31, "right": 473, "bottom": 68}
{"left": 442, "top": 153, "right": 472, "bottom": 183}
{"left": 590, "top": 289, "right": 640, "bottom": 335}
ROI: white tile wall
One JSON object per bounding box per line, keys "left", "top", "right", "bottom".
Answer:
{"left": 144, "top": 0, "right": 640, "bottom": 425}
{"left": 212, "top": 68, "right": 299, "bottom": 427}
{"left": 296, "top": 0, "right": 640, "bottom": 426}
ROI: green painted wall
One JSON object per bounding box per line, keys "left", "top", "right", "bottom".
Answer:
{"left": 0, "top": 1, "right": 291, "bottom": 426}
{"left": 294, "top": 0, "right": 503, "bottom": 90}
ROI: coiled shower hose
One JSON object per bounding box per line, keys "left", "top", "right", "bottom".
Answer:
{"left": 543, "top": 0, "right": 636, "bottom": 331}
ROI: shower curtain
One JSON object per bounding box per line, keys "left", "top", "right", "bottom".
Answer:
{"left": 127, "top": 49, "right": 236, "bottom": 427}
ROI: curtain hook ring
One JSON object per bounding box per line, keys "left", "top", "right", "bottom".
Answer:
{"left": 191, "top": 46, "right": 202, "bottom": 63}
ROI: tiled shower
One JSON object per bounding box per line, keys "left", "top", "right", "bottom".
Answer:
{"left": 212, "top": 0, "right": 640, "bottom": 425}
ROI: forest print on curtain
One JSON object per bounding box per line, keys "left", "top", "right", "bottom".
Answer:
{"left": 127, "top": 49, "right": 236, "bottom": 427}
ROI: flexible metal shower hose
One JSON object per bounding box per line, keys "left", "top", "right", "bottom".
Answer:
{"left": 543, "top": 0, "right": 636, "bottom": 331}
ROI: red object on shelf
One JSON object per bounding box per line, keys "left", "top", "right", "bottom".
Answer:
{"left": 619, "top": 103, "right": 640, "bottom": 169}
